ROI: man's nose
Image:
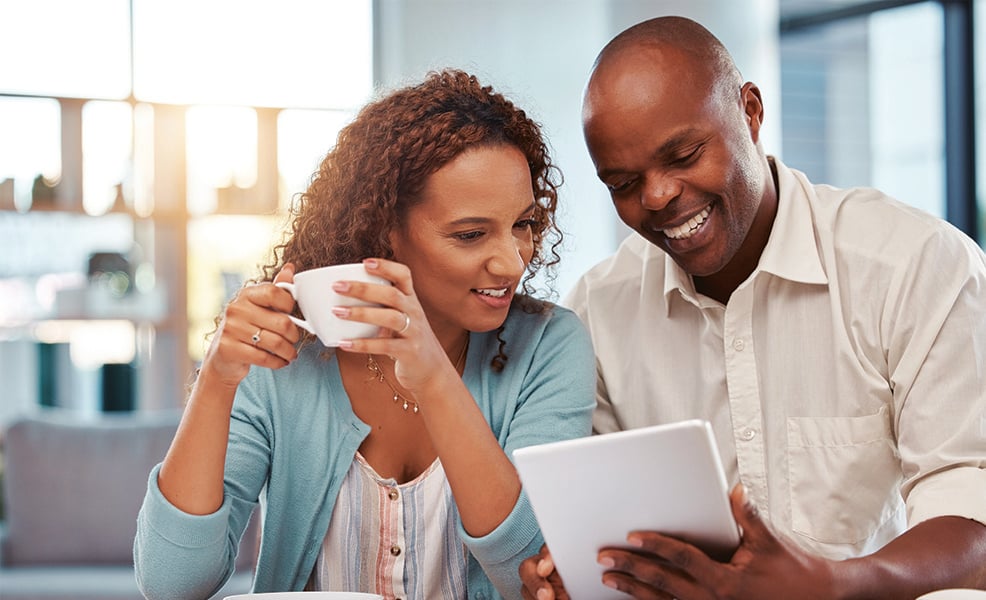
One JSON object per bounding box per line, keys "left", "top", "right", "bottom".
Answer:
{"left": 640, "top": 175, "right": 681, "bottom": 211}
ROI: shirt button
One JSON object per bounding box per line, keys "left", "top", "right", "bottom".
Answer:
{"left": 732, "top": 338, "right": 745, "bottom": 352}
{"left": 388, "top": 488, "right": 399, "bottom": 501}
{"left": 742, "top": 428, "right": 756, "bottom": 440}
{"left": 390, "top": 545, "right": 402, "bottom": 556}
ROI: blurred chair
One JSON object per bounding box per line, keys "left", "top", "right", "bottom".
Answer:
{"left": 0, "top": 409, "right": 257, "bottom": 600}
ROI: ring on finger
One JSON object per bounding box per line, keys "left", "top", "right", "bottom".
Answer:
{"left": 396, "top": 312, "right": 411, "bottom": 335}
{"left": 251, "top": 329, "right": 263, "bottom": 346}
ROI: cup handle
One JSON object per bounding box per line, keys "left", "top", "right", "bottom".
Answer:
{"left": 274, "top": 281, "right": 316, "bottom": 335}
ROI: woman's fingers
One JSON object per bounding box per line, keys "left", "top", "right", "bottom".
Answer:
{"left": 208, "top": 279, "right": 301, "bottom": 370}
{"left": 363, "top": 257, "right": 413, "bottom": 295}
{"left": 329, "top": 258, "right": 421, "bottom": 341}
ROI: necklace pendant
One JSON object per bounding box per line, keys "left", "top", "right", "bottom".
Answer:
{"left": 412, "top": 404, "right": 419, "bottom": 414}
{"left": 402, "top": 399, "right": 409, "bottom": 411}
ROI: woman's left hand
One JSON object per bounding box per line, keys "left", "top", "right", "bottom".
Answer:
{"left": 331, "top": 257, "right": 457, "bottom": 394}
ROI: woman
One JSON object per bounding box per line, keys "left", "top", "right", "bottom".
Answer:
{"left": 134, "top": 69, "right": 596, "bottom": 600}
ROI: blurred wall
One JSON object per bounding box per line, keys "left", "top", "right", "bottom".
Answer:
{"left": 373, "top": 0, "right": 781, "bottom": 297}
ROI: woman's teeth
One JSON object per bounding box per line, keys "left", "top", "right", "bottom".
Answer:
{"left": 475, "top": 288, "right": 507, "bottom": 297}
{"left": 663, "top": 206, "right": 711, "bottom": 240}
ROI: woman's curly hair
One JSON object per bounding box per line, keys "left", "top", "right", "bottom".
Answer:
{"left": 260, "top": 69, "right": 564, "bottom": 370}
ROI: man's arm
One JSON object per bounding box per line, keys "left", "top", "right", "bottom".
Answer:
{"left": 596, "top": 485, "right": 986, "bottom": 600}
{"left": 834, "top": 515, "right": 986, "bottom": 598}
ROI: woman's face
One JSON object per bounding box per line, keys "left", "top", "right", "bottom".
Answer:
{"left": 390, "top": 144, "right": 536, "bottom": 344}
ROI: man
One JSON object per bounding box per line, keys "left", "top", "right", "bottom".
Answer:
{"left": 520, "top": 15, "right": 986, "bottom": 600}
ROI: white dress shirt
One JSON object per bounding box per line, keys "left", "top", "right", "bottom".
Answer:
{"left": 565, "top": 157, "right": 986, "bottom": 560}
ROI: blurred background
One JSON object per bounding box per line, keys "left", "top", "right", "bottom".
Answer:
{"left": 0, "top": 0, "right": 982, "bottom": 419}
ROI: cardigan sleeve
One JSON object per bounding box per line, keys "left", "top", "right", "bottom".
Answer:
{"left": 134, "top": 368, "right": 276, "bottom": 599}
{"left": 460, "top": 305, "right": 597, "bottom": 599}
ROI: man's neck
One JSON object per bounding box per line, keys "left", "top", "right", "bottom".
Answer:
{"left": 694, "top": 157, "right": 780, "bottom": 305}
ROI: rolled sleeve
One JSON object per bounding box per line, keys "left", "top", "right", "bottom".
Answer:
{"left": 907, "top": 466, "right": 986, "bottom": 527}
{"left": 134, "top": 464, "right": 237, "bottom": 600}
{"left": 459, "top": 490, "right": 542, "bottom": 593}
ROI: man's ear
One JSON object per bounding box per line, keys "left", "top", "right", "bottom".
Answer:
{"left": 741, "top": 81, "right": 765, "bottom": 143}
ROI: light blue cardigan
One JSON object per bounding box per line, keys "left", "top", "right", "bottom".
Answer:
{"left": 135, "top": 301, "right": 596, "bottom": 600}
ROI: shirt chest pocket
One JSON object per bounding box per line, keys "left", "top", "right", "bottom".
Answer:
{"left": 786, "top": 407, "right": 903, "bottom": 545}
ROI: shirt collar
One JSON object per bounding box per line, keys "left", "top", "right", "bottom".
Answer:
{"left": 759, "top": 157, "right": 828, "bottom": 285}
{"left": 662, "top": 156, "right": 828, "bottom": 310}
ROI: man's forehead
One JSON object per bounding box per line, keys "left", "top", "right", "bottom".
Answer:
{"left": 584, "top": 45, "right": 711, "bottom": 117}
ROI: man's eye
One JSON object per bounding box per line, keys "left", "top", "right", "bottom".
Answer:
{"left": 606, "top": 178, "right": 635, "bottom": 193}
{"left": 672, "top": 146, "right": 701, "bottom": 165}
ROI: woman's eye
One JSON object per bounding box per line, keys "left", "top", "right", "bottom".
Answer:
{"left": 454, "top": 230, "right": 484, "bottom": 241}
{"left": 514, "top": 218, "right": 536, "bottom": 230}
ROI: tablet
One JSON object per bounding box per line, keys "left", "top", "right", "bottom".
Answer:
{"left": 513, "top": 419, "right": 740, "bottom": 599}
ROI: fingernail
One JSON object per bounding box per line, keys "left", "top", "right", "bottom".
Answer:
{"left": 602, "top": 577, "right": 619, "bottom": 589}
{"left": 332, "top": 281, "right": 350, "bottom": 292}
{"left": 597, "top": 555, "right": 614, "bottom": 568}
{"left": 627, "top": 535, "right": 643, "bottom": 547}
{"left": 337, "top": 340, "right": 353, "bottom": 349}
{"left": 536, "top": 589, "right": 551, "bottom": 600}
{"left": 331, "top": 306, "right": 350, "bottom": 317}
{"left": 364, "top": 258, "right": 378, "bottom": 268}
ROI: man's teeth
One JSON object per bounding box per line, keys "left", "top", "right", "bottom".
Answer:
{"left": 663, "top": 206, "right": 711, "bottom": 240}
{"left": 476, "top": 288, "right": 507, "bottom": 297}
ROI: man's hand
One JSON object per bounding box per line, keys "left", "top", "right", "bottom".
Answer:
{"left": 520, "top": 544, "right": 572, "bottom": 600}
{"left": 596, "top": 484, "right": 836, "bottom": 599}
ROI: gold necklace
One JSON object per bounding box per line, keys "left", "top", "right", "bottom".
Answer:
{"left": 365, "top": 337, "right": 469, "bottom": 414}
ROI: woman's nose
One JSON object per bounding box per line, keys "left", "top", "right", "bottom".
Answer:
{"left": 488, "top": 235, "right": 527, "bottom": 278}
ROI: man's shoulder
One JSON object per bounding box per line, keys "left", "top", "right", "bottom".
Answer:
{"left": 578, "top": 234, "right": 662, "bottom": 292}
{"left": 781, "top": 161, "right": 975, "bottom": 259}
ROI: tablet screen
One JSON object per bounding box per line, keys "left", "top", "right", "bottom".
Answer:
{"left": 513, "top": 419, "right": 740, "bottom": 599}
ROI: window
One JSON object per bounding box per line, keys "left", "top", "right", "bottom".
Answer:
{"left": 0, "top": 0, "right": 373, "bottom": 412}
{"left": 780, "top": 2, "right": 945, "bottom": 218}
{"left": 780, "top": 0, "right": 981, "bottom": 245}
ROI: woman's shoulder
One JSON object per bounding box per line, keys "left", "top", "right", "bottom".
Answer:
{"left": 236, "top": 344, "right": 338, "bottom": 413}
{"left": 502, "top": 296, "right": 590, "bottom": 348}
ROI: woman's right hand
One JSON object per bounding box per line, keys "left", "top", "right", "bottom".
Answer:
{"left": 199, "top": 263, "right": 302, "bottom": 388}
{"left": 520, "top": 545, "right": 571, "bottom": 600}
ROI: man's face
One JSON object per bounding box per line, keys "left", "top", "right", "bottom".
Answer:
{"left": 582, "top": 45, "right": 769, "bottom": 280}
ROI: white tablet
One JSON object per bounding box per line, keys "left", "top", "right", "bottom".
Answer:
{"left": 513, "top": 419, "right": 740, "bottom": 599}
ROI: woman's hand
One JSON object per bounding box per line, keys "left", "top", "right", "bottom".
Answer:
{"left": 199, "top": 263, "right": 302, "bottom": 388}
{"left": 520, "top": 545, "right": 571, "bottom": 600}
{"left": 330, "top": 258, "right": 459, "bottom": 394}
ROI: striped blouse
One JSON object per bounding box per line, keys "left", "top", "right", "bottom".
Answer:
{"left": 313, "top": 452, "right": 468, "bottom": 600}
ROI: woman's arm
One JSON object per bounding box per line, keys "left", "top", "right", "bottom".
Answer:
{"left": 157, "top": 265, "right": 300, "bottom": 514}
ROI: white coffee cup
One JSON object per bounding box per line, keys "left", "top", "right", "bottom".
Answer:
{"left": 916, "top": 591, "right": 986, "bottom": 600}
{"left": 275, "top": 263, "right": 391, "bottom": 347}
{"left": 224, "top": 593, "right": 384, "bottom": 600}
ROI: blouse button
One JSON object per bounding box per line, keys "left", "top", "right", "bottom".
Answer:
{"left": 390, "top": 545, "right": 402, "bottom": 556}
{"left": 388, "top": 488, "right": 399, "bottom": 501}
